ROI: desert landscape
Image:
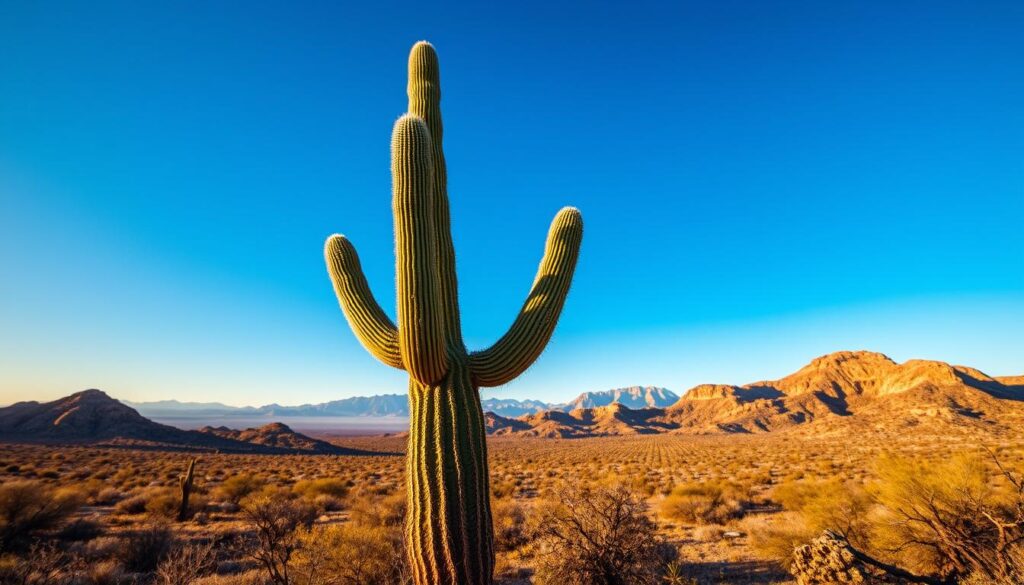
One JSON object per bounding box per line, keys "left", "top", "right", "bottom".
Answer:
{"left": 2, "top": 350, "right": 1023, "bottom": 584}
{"left": 4, "top": 3, "right": 1022, "bottom": 585}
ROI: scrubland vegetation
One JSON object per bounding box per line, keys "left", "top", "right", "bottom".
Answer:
{"left": 0, "top": 431, "right": 1022, "bottom": 584}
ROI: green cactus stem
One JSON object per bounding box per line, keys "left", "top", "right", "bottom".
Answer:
{"left": 325, "top": 41, "right": 583, "bottom": 585}
{"left": 178, "top": 457, "right": 196, "bottom": 522}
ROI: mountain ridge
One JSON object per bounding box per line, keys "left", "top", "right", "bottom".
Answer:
{"left": 488, "top": 351, "right": 1024, "bottom": 437}
{"left": 0, "top": 389, "right": 369, "bottom": 454}
{"left": 123, "top": 388, "right": 676, "bottom": 419}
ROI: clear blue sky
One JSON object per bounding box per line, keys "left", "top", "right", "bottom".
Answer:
{"left": 1, "top": 1, "right": 1021, "bottom": 407}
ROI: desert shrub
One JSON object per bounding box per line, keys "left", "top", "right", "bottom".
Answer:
{"left": 492, "top": 498, "right": 529, "bottom": 552}
{"left": 79, "top": 559, "right": 131, "bottom": 585}
{"left": 662, "top": 561, "right": 700, "bottom": 585}
{"left": 692, "top": 524, "right": 726, "bottom": 542}
{"left": 115, "top": 523, "right": 174, "bottom": 573}
{"left": 346, "top": 491, "right": 406, "bottom": 528}
{"left": 217, "top": 475, "right": 266, "bottom": 505}
{"left": 292, "top": 523, "right": 408, "bottom": 585}
{"left": 748, "top": 513, "right": 815, "bottom": 571}
{"left": 0, "top": 480, "right": 83, "bottom": 552}
{"left": 868, "top": 453, "right": 1024, "bottom": 582}
{"left": 292, "top": 478, "right": 348, "bottom": 501}
{"left": 0, "top": 542, "right": 68, "bottom": 584}
{"left": 92, "top": 488, "right": 124, "bottom": 506}
{"left": 143, "top": 486, "right": 207, "bottom": 521}
{"left": 114, "top": 492, "right": 149, "bottom": 515}
{"left": 751, "top": 478, "right": 870, "bottom": 570}
{"left": 242, "top": 490, "right": 318, "bottom": 585}
{"left": 145, "top": 488, "right": 182, "bottom": 520}
{"left": 57, "top": 517, "right": 103, "bottom": 542}
{"left": 155, "top": 540, "right": 216, "bottom": 585}
{"left": 531, "top": 484, "right": 673, "bottom": 585}
{"left": 659, "top": 480, "right": 747, "bottom": 525}
{"left": 193, "top": 571, "right": 266, "bottom": 585}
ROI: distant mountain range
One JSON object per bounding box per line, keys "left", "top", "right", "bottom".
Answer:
{"left": 0, "top": 389, "right": 370, "bottom": 454}
{"left": 4, "top": 351, "right": 1021, "bottom": 446}
{"left": 125, "top": 386, "right": 678, "bottom": 419}
{"left": 485, "top": 351, "right": 1024, "bottom": 437}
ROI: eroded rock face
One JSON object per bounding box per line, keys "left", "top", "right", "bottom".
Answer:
{"left": 791, "top": 531, "right": 907, "bottom": 585}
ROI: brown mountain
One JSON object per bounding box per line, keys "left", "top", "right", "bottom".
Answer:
{"left": 198, "top": 423, "right": 345, "bottom": 454}
{"left": 486, "top": 351, "right": 1024, "bottom": 437}
{"left": 0, "top": 389, "right": 363, "bottom": 454}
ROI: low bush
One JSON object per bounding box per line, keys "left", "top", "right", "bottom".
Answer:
{"left": 115, "top": 523, "right": 174, "bottom": 573}
{"left": 0, "top": 480, "right": 83, "bottom": 552}
{"left": 216, "top": 474, "right": 266, "bottom": 505}
{"left": 531, "top": 484, "right": 674, "bottom": 585}
{"left": 292, "top": 478, "right": 349, "bottom": 501}
{"left": 293, "top": 523, "right": 408, "bottom": 585}
{"left": 659, "top": 481, "right": 747, "bottom": 525}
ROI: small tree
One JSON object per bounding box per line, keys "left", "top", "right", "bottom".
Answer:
{"left": 242, "top": 491, "right": 317, "bottom": 585}
{"left": 531, "top": 484, "right": 672, "bottom": 585}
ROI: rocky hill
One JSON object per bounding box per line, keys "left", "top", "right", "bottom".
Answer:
{"left": 486, "top": 352, "right": 1024, "bottom": 437}
{"left": 197, "top": 422, "right": 346, "bottom": 454}
{"left": 0, "top": 389, "right": 366, "bottom": 454}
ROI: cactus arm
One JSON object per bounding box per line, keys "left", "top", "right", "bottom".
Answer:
{"left": 392, "top": 114, "right": 449, "bottom": 385}
{"left": 324, "top": 234, "right": 404, "bottom": 369}
{"left": 408, "top": 41, "right": 464, "bottom": 348}
{"left": 469, "top": 207, "right": 583, "bottom": 387}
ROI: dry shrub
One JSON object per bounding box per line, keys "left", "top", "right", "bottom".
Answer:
{"left": 216, "top": 474, "right": 266, "bottom": 505}
{"left": 116, "top": 523, "right": 174, "bottom": 573}
{"left": 751, "top": 478, "right": 870, "bottom": 570}
{"left": 531, "top": 484, "right": 673, "bottom": 585}
{"left": 748, "top": 513, "right": 814, "bottom": 571}
{"left": 114, "top": 491, "right": 149, "bottom": 515}
{"left": 292, "top": 478, "right": 349, "bottom": 500}
{"left": 80, "top": 559, "right": 131, "bottom": 585}
{"left": 57, "top": 517, "right": 103, "bottom": 542}
{"left": 869, "top": 452, "right": 1024, "bottom": 583}
{"left": 292, "top": 523, "right": 408, "bottom": 585}
{"left": 492, "top": 498, "right": 529, "bottom": 552}
{"left": 143, "top": 486, "right": 208, "bottom": 521}
{"left": 0, "top": 480, "right": 83, "bottom": 552}
{"left": 241, "top": 490, "right": 317, "bottom": 585}
{"left": 692, "top": 524, "right": 726, "bottom": 542}
{"left": 659, "top": 480, "right": 747, "bottom": 525}
{"left": 0, "top": 542, "right": 67, "bottom": 584}
{"left": 346, "top": 491, "right": 406, "bottom": 528}
{"left": 155, "top": 540, "right": 216, "bottom": 585}
{"left": 193, "top": 572, "right": 266, "bottom": 585}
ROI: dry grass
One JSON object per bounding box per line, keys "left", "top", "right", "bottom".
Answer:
{"left": 0, "top": 428, "right": 1020, "bottom": 584}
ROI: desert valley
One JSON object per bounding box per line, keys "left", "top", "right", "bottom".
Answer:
{"left": 4, "top": 5, "right": 1023, "bottom": 583}
{"left": 2, "top": 350, "right": 1023, "bottom": 584}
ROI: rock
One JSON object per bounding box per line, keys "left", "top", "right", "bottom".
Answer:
{"left": 791, "top": 531, "right": 910, "bottom": 584}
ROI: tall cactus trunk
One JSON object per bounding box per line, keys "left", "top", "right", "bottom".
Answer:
{"left": 406, "top": 358, "right": 493, "bottom": 585}
{"left": 324, "top": 41, "right": 582, "bottom": 585}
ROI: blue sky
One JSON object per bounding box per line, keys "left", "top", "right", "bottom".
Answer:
{"left": 1, "top": 1, "right": 1021, "bottom": 406}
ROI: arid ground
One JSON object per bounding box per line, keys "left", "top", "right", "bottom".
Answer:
{"left": 2, "top": 422, "right": 1023, "bottom": 584}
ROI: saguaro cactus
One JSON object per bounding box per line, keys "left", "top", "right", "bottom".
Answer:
{"left": 324, "top": 41, "right": 583, "bottom": 585}
{"left": 178, "top": 457, "right": 196, "bottom": 522}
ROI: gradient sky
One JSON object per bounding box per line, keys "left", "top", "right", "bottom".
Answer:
{"left": 1, "top": 1, "right": 1022, "bottom": 407}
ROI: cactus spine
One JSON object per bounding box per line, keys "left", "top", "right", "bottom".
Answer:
{"left": 178, "top": 457, "right": 196, "bottom": 522}
{"left": 325, "top": 41, "right": 583, "bottom": 585}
